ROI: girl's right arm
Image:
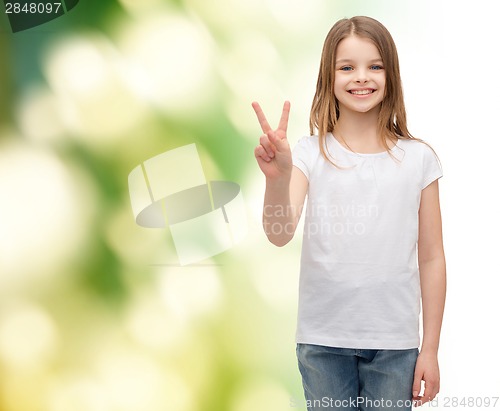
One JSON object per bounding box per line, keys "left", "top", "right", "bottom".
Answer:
{"left": 252, "top": 101, "right": 308, "bottom": 246}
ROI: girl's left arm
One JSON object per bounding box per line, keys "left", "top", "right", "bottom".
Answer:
{"left": 413, "top": 179, "right": 446, "bottom": 407}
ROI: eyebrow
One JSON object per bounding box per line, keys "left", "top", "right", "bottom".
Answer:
{"left": 335, "top": 58, "right": 383, "bottom": 64}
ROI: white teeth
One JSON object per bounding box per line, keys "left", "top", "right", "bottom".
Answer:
{"left": 350, "top": 89, "right": 373, "bottom": 95}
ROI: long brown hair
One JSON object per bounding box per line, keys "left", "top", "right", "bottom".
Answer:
{"left": 310, "top": 16, "right": 416, "bottom": 162}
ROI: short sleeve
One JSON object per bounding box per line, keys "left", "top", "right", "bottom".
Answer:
{"left": 292, "top": 136, "right": 318, "bottom": 181}
{"left": 421, "top": 143, "right": 443, "bottom": 189}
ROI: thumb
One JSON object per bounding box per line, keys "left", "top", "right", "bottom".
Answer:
{"left": 412, "top": 371, "right": 422, "bottom": 398}
{"left": 267, "top": 130, "right": 287, "bottom": 152}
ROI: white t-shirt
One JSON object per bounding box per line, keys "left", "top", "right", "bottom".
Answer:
{"left": 292, "top": 133, "right": 443, "bottom": 349}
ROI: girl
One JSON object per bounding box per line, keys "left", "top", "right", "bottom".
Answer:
{"left": 252, "top": 16, "right": 446, "bottom": 411}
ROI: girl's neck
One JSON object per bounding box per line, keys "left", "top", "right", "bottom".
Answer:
{"left": 333, "top": 107, "right": 392, "bottom": 153}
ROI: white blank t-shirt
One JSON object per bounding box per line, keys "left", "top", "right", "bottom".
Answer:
{"left": 292, "top": 133, "right": 443, "bottom": 349}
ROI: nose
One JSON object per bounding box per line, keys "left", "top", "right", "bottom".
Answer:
{"left": 355, "top": 68, "right": 369, "bottom": 83}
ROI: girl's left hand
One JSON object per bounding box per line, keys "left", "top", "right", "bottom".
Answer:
{"left": 412, "top": 350, "right": 440, "bottom": 406}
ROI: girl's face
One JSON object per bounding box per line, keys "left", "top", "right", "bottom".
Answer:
{"left": 333, "top": 35, "right": 386, "bottom": 116}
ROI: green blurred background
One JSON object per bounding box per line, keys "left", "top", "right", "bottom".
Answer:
{"left": 1, "top": 0, "right": 499, "bottom": 410}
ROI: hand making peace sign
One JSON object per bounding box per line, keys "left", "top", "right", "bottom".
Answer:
{"left": 252, "top": 101, "right": 292, "bottom": 181}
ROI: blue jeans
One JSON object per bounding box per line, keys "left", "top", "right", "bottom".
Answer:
{"left": 296, "top": 344, "right": 418, "bottom": 411}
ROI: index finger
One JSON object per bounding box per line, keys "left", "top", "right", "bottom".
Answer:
{"left": 252, "top": 102, "right": 272, "bottom": 133}
{"left": 278, "top": 101, "right": 291, "bottom": 133}
{"left": 421, "top": 384, "right": 437, "bottom": 405}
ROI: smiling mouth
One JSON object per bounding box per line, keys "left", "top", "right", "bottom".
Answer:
{"left": 348, "top": 89, "right": 375, "bottom": 95}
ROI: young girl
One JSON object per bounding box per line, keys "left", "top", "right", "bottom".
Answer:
{"left": 252, "top": 16, "right": 446, "bottom": 411}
